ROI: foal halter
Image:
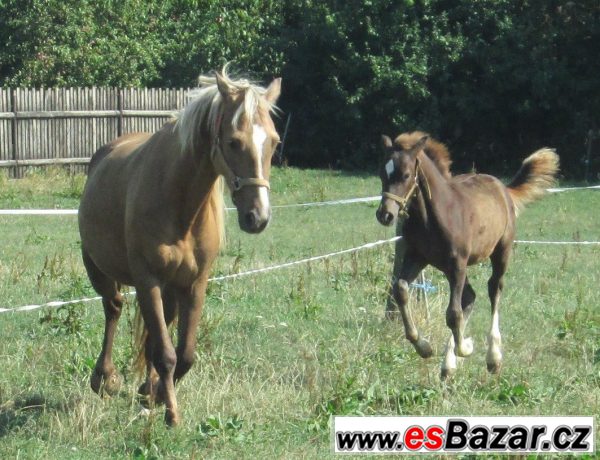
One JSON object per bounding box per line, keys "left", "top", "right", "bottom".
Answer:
{"left": 211, "top": 115, "right": 270, "bottom": 192}
{"left": 382, "top": 159, "right": 430, "bottom": 218}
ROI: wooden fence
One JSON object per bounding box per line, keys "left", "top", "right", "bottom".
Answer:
{"left": 0, "top": 87, "right": 190, "bottom": 176}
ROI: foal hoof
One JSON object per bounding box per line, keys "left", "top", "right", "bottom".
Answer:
{"left": 91, "top": 369, "right": 122, "bottom": 397}
{"left": 487, "top": 361, "right": 502, "bottom": 374}
{"left": 414, "top": 338, "right": 433, "bottom": 359}
{"left": 456, "top": 337, "right": 474, "bottom": 358}
{"left": 165, "top": 409, "right": 181, "bottom": 427}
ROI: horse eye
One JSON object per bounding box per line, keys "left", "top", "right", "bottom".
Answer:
{"left": 403, "top": 173, "right": 411, "bottom": 181}
{"left": 229, "top": 139, "right": 241, "bottom": 150}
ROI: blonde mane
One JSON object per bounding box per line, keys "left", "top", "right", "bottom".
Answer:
{"left": 175, "top": 66, "right": 278, "bottom": 155}
{"left": 395, "top": 131, "right": 453, "bottom": 179}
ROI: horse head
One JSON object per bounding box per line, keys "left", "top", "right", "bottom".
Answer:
{"left": 376, "top": 133, "right": 428, "bottom": 226}
{"left": 210, "top": 72, "right": 281, "bottom": 233}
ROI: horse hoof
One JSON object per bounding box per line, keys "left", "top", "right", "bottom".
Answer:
{"left": 487, "top": 361, "right": 502, "bottom": 374}
{"left": 456, "top": 337, "right": 474, "bottom": 357}
{"left": 415, "top": 338, "right": 433, "bottom": 358}
{"left": 165, "top": 409, "right": 181, "bottom": 427}
{"left": 440, "top": 367, "right": 456, "bottom": 380}
{"left": 138, "top": 379, "right": 166, "bottom": 408}
{"left": 91, "top": 369, "right": 122, "bottom": 397}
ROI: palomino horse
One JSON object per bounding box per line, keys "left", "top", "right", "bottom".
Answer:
{"left": 376, "top": 132, "right": 558, "bottom": 378}
{"left": 78, "top": 69, "right": 281, "bottom": 425}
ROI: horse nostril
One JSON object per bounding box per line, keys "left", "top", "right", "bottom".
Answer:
{"left": 377, "top": 209, "right": 393, "bottom": 226}
{"left": 245, "top": 211, "right": 257, "bottom": 229}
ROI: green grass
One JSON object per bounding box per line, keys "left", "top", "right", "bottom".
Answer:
{"left": 0, "top": 167, "right": 599, "bottom": 459}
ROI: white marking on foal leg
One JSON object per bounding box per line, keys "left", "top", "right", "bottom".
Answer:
{"left": 441, "top": 335, "right": 461, "bottom": 379}
{"left": 385, "top": 160, "right": 395, "bottom": 179}
{"left": 252, "top": 124, "right": 270, "bottom": 216}
{"left": 486, "top": 310, "right": 502, "bottom": 373}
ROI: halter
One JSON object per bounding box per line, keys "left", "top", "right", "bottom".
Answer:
{"left": 382, "top": 158, "right": 430, "bottom": 218}
{"left": 211, "top": 113, "right": 271, "bottom": 192}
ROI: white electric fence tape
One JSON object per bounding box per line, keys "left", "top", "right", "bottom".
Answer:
{"left": 1, "top": 236, "right": 599, "bottom": 315}
{"left": 1, "top": 185, "right": 599, "bottom": 314}
{"left": 0, "top": 237, "right": 401, "bottom": 314}
{"left": 0, "top": 184, "right": 598, "bottom": 215}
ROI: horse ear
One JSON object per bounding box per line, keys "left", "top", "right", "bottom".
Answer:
{"left": 215, "top": 72, "right": 233, "bottom": 101}
{"left": 381, "top": 135, "right": 393, "bottom": 149}
{"left": 411, "top": 135, "right": 429, "bottom": 156}
{"left": 264, "top": 78, "right": 282, "bottom": 104}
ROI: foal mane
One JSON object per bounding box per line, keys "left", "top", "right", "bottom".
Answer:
{"left": 395, "top": 131, "right": 452, "bottom": 179}
{"left": 176, "top": 66, "right": 278, "bottom": 155}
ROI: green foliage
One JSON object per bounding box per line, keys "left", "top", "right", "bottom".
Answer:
{"left": 0, "top": 1, "right": 598, "bottom": 173}
{"left": 0, "top": 0, "right": 168, "bottom": 86}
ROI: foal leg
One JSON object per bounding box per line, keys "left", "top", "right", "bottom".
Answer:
{"left": 385, "top": 236, "right": 406, "bottom": 320}
{"left": 441, "top": 278, "right": 476, "bottom": 379}
{"left": 134, "top": 275, "right": 180, "bottom": 426}
{"left": 393, "top": 252, "right": 432, "bottom": 358}
{"left": 446, "top": 260, "right": 473, "bottom": 358}
{"left": 83, "top": 251, "right": 124, "bottom": 396}
{"left": 486, "top": 244, "right": 510, "bottom": 374}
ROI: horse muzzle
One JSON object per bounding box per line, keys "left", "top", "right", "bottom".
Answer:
{"left": 239, "top": 206, "right": 271, "bottom": 233}
{"left": 376, "top": 203, "right": 397, "bottom": 226}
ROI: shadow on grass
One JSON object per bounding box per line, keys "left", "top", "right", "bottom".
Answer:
{"left": 0, "top": 394, "right": 66, "bottom": 438}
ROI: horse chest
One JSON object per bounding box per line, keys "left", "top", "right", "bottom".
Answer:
{"left": 154, "top": 241, "right": 216, "bottom": 286}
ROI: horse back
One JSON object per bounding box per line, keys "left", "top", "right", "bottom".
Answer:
{"left": 451, "top": 173, "right": 515, "bottom": 261}
{"left": 88, "top": 133, "right": 150, "bottom": 174}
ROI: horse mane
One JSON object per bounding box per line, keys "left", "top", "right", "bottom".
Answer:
{"left": 175, "top": 65, "right": 278, "bottom": 155}
{"left": 394, "top": 131, "right": 452, "bottom": 179}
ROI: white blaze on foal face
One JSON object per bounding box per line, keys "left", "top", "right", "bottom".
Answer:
{"left": 385, "top": 159, "right": 395, "bottom": 179}
{"left": 252, "top": 124, "right": 269, "bottom": 210}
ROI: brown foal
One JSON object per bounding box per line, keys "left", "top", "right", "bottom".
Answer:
{"left": 376, "top": 132, "right": 558, "bottom": 378}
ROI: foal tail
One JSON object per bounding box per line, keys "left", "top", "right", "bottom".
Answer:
{"left": 133, "top": 307, "right": 149, "bottom": 378}
{"left": 507, "top": 148, "right": 559, "bottom": 216}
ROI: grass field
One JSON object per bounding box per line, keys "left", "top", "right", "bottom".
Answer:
{"left": 0, "top": 167, "right": 598, "bottom": 459}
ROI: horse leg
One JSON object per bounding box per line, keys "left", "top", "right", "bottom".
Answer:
{"left": 82, "top": 251, "right": 124, "bottom": 396}
{"left": 385, "top": 236, "right": 406, "bottom": 320}
{"left": 134, "top": 276, "right": 180, "bottom": 426}
{"left": 486, "top": 243, "right": 510, "bottom": 374}
{"left": 138, "top": 285, "right": 179, "bottom": 404}
{"left": 393, "top": 252, "right": 432, "bottom": 358}
{"left": 174, "top": 276, "right": 209, "bottom": 382}
{"left": 446, "top": 260, "right": 473, "bottom": 358}
{"left": 441, "top": 278, "right": 476, "bottom": 379}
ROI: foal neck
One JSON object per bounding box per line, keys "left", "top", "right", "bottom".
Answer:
{"left": 410, "top": 152, "right": 452, "bottom": 225}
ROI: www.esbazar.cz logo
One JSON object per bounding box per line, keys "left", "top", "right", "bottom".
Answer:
{"left": 333, "top": 416, "right": 595, "bottom": 454}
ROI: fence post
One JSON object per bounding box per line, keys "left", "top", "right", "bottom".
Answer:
{"left": 10, "top": 88, "right": 18, "bottom": 178}
{"left": 117, "top": 88, "right": 123, "bottom": 138}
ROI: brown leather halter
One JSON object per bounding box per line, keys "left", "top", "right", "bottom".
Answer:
{"left": 212, "top": 114, "right": 270, "bottom": 192}
{"left": 382, "top": 158, "right": 430, "bottom": 218}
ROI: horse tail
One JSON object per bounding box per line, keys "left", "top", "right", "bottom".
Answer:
{"left": 507, "top": 148, "right": 559, "bottom": 216}
{"left": 133, "top": 305, "right": 148, "bottom": 378}
{"left": 88, "top": 142, "right": 114, "bottom": 174}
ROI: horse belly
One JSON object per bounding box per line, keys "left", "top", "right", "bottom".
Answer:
{"left": 79, "top": 159, "right": 133, "bottom": 285}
